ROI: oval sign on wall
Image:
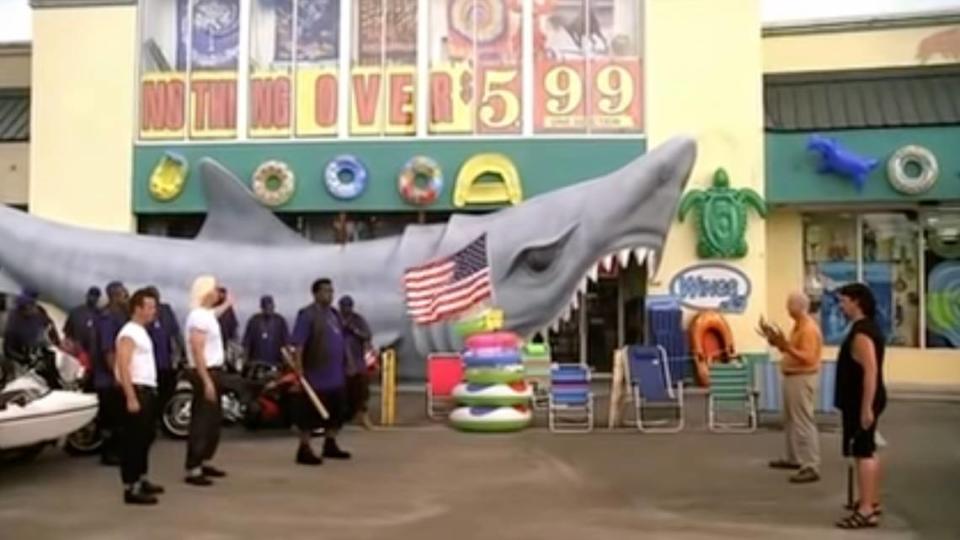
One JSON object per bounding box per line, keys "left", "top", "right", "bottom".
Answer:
{"left": 668, "top": 263, "right": 752, "bottom": 313}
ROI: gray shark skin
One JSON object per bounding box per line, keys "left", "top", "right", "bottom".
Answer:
{"left": 0, "top": 137, "right": 696, "bottom": 379}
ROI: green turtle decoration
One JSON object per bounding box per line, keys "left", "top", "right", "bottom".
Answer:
{"left": 678, "top": 168, "right": 767, "bottom": 259}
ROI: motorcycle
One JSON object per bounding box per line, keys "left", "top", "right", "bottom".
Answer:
{"left": 0, "top": 346, "right": 100, "bottom": 462}
{"left": 161, "top": 343, "right": 299, "bottom": 438}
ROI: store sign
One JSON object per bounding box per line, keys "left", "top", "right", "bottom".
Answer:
{"left": 534, "top": 59, "right": 643, "bottom": 133}
{"left": 669, "top": 264, "right": 751, "bottom": 313}
{"left": 140, "top": 72, "right": 238, "bottom": 140}
{"left": 429, "top": 62, "right": 522, "bottom": 134}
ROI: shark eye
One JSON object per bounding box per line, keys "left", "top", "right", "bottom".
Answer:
{"left": 519, "top": 244, "right": 560, "bottom": 273}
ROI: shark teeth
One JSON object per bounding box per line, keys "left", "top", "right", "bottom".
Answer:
{"left": 634, "top": 247, "right": 648, "bottom": 266}
{"left": 601, "top": 254, "right": 614, "bottom": 272}
{"left": 618, "top": 248, "right": 631, "bottom": 267}
{"left": 587, "top": 265, "right": 598, "bottom": 283}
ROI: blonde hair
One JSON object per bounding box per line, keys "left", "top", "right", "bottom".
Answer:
{"left": 190, "top": 275, "right": 218, "bottom": 309}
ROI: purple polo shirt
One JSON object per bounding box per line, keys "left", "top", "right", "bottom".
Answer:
{"left": 243, "top": 313, "right": 289, "bottom": 365}
{"left": 291, "top": 304, "right": 346, "bottom": 391}
{"left": 94, "top": 307, "right": 128, "bottom": 389}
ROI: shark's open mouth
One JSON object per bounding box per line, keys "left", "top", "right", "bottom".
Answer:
{"left": 536, "top": 245, "right": 657, "bottom": 336}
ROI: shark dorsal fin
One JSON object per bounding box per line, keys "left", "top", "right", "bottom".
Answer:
{"left": 195, "top": 158, "right": 308, "bottom": 246}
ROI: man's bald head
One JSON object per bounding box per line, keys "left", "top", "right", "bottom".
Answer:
{"left": 786, "top": 292, "right": 810, "bottom": 319}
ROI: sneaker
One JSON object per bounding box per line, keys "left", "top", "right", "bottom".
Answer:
{"left": 184, "top": 474, "right": 214, "bottom": 487}
{"left": 202, "top": 465, "right": 227, "bottom": 478}
{"left": 140, "top": 480, "right": 165, "bottom": 495}
{"left": 124, "top": 490, "right": 158, "bottom": 505}
{"left": 296, "top": 444, "right": 323, "bottom": 465}
{"left": 768, "top": 459, "right": 801, "bottom": 470}
{"left": 789, "top": 467, "right": 821, "bottom": 484}
{"left": 322, "top": 438, "right": 352, "bottom": 460}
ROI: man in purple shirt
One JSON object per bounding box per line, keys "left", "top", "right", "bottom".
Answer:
{"left": 242, "top": 295, "right": 289, "bottom": 366}
{"left": 339, "top": 295, "right": 373, "bottom": 430}
{"left": 290, "top": 278, "right": 350, "bottom": 465}
{"left": 95, "top": 281, "right": 130, "bottom": 466}
{"left": 144, "top": 286, "right": 183, "bottom": 423}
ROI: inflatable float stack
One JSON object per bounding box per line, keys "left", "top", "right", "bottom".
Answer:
{"left": 449, "top": 310, "right": 533, "bottom": 432}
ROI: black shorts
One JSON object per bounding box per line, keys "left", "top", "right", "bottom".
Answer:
{"left": 294, "top": 387, "right": 346, "bottom": 432}
{"left": 841, "top": 408, "right": 880, "bottom": 458}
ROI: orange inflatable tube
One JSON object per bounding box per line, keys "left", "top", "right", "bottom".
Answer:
{"left": 689, "top": 310, "right": 737, "bottom": 386}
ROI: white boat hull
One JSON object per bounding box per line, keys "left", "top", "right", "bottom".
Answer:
{"left": 0, "top": 391, "right": 98, "bottom": 450}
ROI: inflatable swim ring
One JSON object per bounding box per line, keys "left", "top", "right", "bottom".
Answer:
{"left": 453, "top": 382, "right": 532, "bottom": 406}
{"left": 148, "top": 152, "right": 188, "bottom": 202}
{"left": 462, "top": 349, "right": 523, "bottom": 367}
{"left": 689, "top": 310, "right": 737, "bottom": 387}
{"left": 454, "top": 153, "right": 523, "bottom": 207}
{"left": 449, "top": 405, "right": 532, "bottom": 432}
{"left": 464, "top": 365, "right": 525, "bottom": 385}
{"left": 398, "top": 156, "right": 443, "bottom": 206}
{"left": 252, "top": 160, "right": 295, "bottom": 207}
{"left": 887, "top": 145, "right": 939, "bottom": 195}
{"left": 465, "top": 331, "right": 521, "bottom": 350}
{"left": 324, "top": 155, "right": 368, "bottom": 200}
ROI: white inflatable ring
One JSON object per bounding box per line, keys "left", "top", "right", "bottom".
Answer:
{"left": 449, "top": 406, "right": 532, "bottom": 432}
{"left": 453, "top": 382, "right": 532, "bottom": 406}
{"left": 252, "top": 160, "right": 296, "bottom": 207}
{"left": 887, "top": 145, "right": 939, "bottom": 195}
{"left": 464, "top": 365, "right": 525, "bottom": 385}
{"left": 465, "top": 331, "right": 521, "bottom": 350}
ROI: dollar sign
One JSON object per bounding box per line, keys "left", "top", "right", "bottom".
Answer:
{"left": 459, "top": 70, "right": 473, "bottom": 104}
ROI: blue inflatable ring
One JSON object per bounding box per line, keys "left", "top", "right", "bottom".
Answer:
{"left": 463, "top": 350, "right": 523, "bottom": 367}
{"left": 324, "top": 155, "right": 368, "bottom": 200}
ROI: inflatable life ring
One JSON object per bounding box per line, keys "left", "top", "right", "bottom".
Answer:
{"left": 148, "top": 152, "right": 188, "bottom": 202}
{"left": 887, "top": 145, "right": 939, "bottom": 195}
{"left": 252, "top": 160, "right": 295, "bottom": 207}
{"left": 454, "top": 153, "right": 523, "bottom": 207}
{"left": 398, "top": 156, "right": 443, "bottom": 206}
{"left": 324, "top": 155, "right": 368, "bottom": 200}
{"left": 449, "top": 405, "right": 532, "bottom": 432}
{"left": 465, "top": 365, "right": 525, "bottom": 385}
{"left": 453, "top": 382, "right": 532, "bottom": 406}
{"left": 465, "top": 331, "right": 521, "bottom": 350}
{"left": 462, "top": 349, "right": 523, "bottom": 368}
{"left": 689, "top": 310, "right": 737, "bottom": 387}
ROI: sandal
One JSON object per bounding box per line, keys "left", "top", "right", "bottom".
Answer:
{"left": 835, "top": 510, "right": 879, "bottom": 529}
{"left": 844, "top": 500, "right": 883, "bottom": 515}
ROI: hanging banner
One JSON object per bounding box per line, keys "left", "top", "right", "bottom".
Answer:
{"left": 534, "top": 58, "right": 642, "bottom": 133}
{"left": 274, "top": 0, "right": 340, "bottom": 62}
{"left": 349, "top": 65, "right": 417, "bottom": 136}
{"left": 176, "top": 0, "right": 241, "bottom": 70}
{"left": 295, "top": 67, "right": 339, "bottom": 137}
{"left": 249, "top": 72, "right": 293, "bottom": 138}
{"left": 188, "top": 71, "right": 238, "bottom": 139}
{"left": 140, "top": 73, "right": 188, "bottom": 140}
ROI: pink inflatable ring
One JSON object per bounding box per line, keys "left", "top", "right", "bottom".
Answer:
{"left": 465, "top": 331, "right": 521, "bottom": 350}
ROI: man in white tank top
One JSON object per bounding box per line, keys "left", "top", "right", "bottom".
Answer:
{"left": 114, "top": 288, "right": 163, "bottom": 505}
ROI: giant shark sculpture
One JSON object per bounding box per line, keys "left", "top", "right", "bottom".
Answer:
{"left": 0, "top": 137, "right": 697, "bottom": 378}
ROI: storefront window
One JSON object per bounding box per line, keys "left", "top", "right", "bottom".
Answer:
{"left": 923, "top": 210, "right": 960, "bottom": 350}
{"left": 803, "top": 214, "right": 857, "bottom": 345}
{"left": 139, "top": 0, "right": 189, "bottom": 139}
{"left": 248, "top": 0, "right": 341, "bottom": 138}
{"left": 185, "top": 0, "right": 241, "bottom": 139}
{"left": 428, "top": 0, "right": 523, "bottom": 135}
{"left": 533, "top": 0, "right": 643, "bottom": 134}
{"left": 351, "top": 0, "right": 418, "bottom": 136}
{"left": 861, "top": 213, "right": 919, "bottom": 347}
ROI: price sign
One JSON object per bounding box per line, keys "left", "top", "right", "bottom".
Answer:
{"left": 535, "top": 58, "right": 642, "bottom": 133}
{"left": 476, "top": 66, "right": 521, "bottom": 134}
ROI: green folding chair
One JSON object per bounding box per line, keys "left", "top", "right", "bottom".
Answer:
{"left": 707, "top": 361, "right": 757, "bottom": 433}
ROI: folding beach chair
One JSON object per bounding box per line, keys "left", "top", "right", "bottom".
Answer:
{"left": 426, "top": 353, "right": 464, "bottom": 420}
{"left": 521, "top": 342, "right": 552, "bottom": 410}
{"left": 548, "top": 364, "right": 594, "bottom": 433}
{"left": 626, "top": 345, "right": 684, "bottom": 433}
{"left": 707, "top": 361, "right": 757, "bottom": 433}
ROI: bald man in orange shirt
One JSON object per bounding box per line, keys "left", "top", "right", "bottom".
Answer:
{"left": 763, "top": 292, "right": 824, "bottom": 484}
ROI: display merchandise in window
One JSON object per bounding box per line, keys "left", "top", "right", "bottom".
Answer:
{"left": 533, "top": 0, "right": 643, "bottom": 133}
{"left": 428, "top": 0, "right": 522, "bottom": 135}
{"left": 350, "top": 0, "right": 418, "bottom": 136}
{"left": 924, "top": 211, "right": 960, "bottom": 349}
{"left": 860, "top": 213, "right": 919, "bottom": 347}
{"left": 802, "top": 214, "right": 857, "bottom": 345}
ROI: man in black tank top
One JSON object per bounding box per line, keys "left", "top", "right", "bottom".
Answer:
{"left": 833, "top": 283, "right": 887, "bottom": 529}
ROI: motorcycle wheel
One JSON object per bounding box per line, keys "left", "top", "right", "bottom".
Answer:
{"left": 64, "top": 420, "right": 103, "bottom": 456}
{"left": 162, "top": 390, "right": 192, "bottom": 439}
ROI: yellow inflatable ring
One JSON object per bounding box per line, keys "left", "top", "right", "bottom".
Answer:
{"left": 252, "top": 160, "right": 295, "bottom": 207}
{"left": 398, "top": 156, "right": 443, "bottom": 206}
{"left": 454, "top": 153, "right": 522, "bottom": 207}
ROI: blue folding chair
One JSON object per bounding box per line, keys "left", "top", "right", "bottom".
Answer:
{"left": 626, "top": 345, "right": 684, "bottom": 433}
{"left": 548, "top": 364, "right": 594, "bottom": 433}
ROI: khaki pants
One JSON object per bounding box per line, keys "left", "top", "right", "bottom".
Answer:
{"left": 783, "top": 373, "right": 820, "bottom": 471}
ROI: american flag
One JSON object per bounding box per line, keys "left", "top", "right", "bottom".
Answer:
{"left": 404, "top": 234, "right": 492, "bottom": 324}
